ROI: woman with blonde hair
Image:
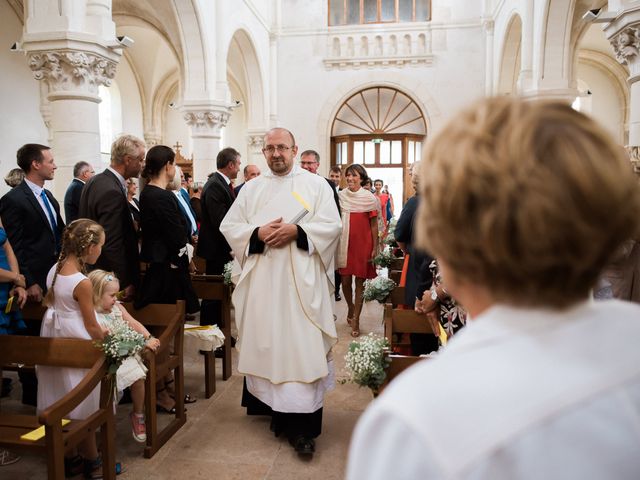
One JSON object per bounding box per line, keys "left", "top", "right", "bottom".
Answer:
{"left": 348, "top": 97, "right": 640, "bottom": 479}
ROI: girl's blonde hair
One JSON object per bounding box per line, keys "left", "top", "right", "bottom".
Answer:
{"left": 87, "top": 269, "right": 119, "bottom": 311}
{"left": 43, "top": 219, "right": 105, "bottom": 307}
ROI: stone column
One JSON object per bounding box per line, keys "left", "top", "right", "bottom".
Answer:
{"left": 27, "top": 47, "right": 120, "bottom": 200}
{"left": 605, "top": 8, "right": 640, "bottom": 173}
{"left": 144, "top": 132, "right": 162, "bottom": 148}
{"left": 183, "top": 106, "right": 231, "bottom": 182}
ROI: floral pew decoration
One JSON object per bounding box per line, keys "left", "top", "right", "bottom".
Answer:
{"left": 341, "top": 333, "right": 391, "bottom": 397}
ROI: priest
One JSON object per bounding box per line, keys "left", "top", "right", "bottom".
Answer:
{"left": 220, "top": 127, "right": 341, "bottom": 456}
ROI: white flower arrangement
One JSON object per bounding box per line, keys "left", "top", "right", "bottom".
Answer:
{"left": 95, "top": 316, "right": 146, "bottom": 375}
{"left": 373, "top": 246, "right": 394, "bottom": 268}
{"left": 363, "top": 276, "right": 397, "bottom": 303}
{"left": 342, "top": 333, "right": 391, "bottom": 394}
{"left": 223, "top": 261, "right": 234, "bottom": 286}
{"left": 384, "top": 219, "right": 397, "bottom": 246}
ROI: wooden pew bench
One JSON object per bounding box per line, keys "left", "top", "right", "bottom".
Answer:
{"left": 190, "top": 274, "right": 233, "bottom": 384}
{"left": 121, "top": 301, "right": 186, "bottom": 459}
{"left": 381, "top": 304, "right": 438, "bottom": 391}
{"left": 0, "top": 336, "right": 115, "bottom": 480}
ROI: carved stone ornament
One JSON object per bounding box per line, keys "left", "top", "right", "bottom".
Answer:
{"left": 611, "top": 27, "right": 640, "bottom": 65}
{"left": 247, "top": 134, "right": 264, "bottom": 152}
{"left": 626, "top": 145, "right": 640, "bottom": 175}
{"left": 28, "top": 50, "right": 117, "bottom": 94}
{"left": 183, "top": 111, "right": 230, "bottom": 132}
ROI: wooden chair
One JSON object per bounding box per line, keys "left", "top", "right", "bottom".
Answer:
{"left": 1, "top": 302, "right": 47, "bottom": 376}
{"left": 0, "top": 336, "right": 115, "bottom": 480}
{"left": 190, "top": 274, "right": 233, "bottom": 383}
{"left": 121, "top": 301, "right": 186, "bottom": 459}
{"left": 388, "top": 269, "right": 402, "bottom": 284}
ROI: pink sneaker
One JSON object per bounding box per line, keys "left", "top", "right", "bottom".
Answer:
{"left": 130, "top": 412, "right": 146, "bottom": 443}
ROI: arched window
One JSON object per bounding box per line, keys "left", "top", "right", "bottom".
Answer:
{"left": 98, "top": 82, "right": 123, "bottom": 169}
{"left": 331, "top": 86, "right": 426, "bottom": 207}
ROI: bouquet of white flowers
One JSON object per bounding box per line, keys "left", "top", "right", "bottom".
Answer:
{"left": 343, "top": 333, "right": 391, "bottom": 395}
{"left": 363, "top": 276, "right": 397, "bottom": 303}
{"left": 223, "top": 261, "right": 234, "bottom": 286}
{"left": 373, "top": 247, "right": 394, "bottom": 268}
{"left": 95, "top": 316, "right": 146, "bottom": 375}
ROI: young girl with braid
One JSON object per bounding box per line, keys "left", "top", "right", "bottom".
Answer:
{"left": 36, "top": 219, "right": 119, "bottom": 478}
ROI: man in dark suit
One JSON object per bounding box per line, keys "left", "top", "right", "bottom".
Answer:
{"left": 234, "top": 164, "right": 260, "bottom": 195}
{"left": 63, "top": 161, "right": 95, "bottom": 222}
{"left": 79, "top": 135, "right": 145, "bottom": 300}
{"left": 0, "top": 143, "right": 65, "bottom": 405}
{"left": 300, "top": 150, "right": 342, "bottom": 300}
{"left": 197, "top": 147, "right": 241, "bottom": 326}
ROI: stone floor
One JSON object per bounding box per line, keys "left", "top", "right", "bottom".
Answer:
{"left": 1, "top": 296, "right": 384, "bottom": 479}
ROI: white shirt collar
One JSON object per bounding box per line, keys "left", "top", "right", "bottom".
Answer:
{"left": 217, "top": 171, "right": 231, "bottom": 185}
{"left": 107, "top": 166, "right": 127, "bottom": 191}
{"left": 263, "top": 164, "right": 303, "bottom": 179}
{"left": 25, "top": 178, "right": 45, "bottom": 196}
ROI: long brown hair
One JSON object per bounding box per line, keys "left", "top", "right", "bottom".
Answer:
{"left": 43, "top": 219, "right": 104, "bottom": 307}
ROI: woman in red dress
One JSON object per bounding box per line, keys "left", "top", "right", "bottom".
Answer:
{"left": 337, "top": 165, "right": 379, "bottom": 337}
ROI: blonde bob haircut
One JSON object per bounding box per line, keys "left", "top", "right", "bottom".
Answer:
{"left": 416, "top": 96, "right": 640, "bottom": 308}
{"left": 87, "top": 269, "right": 119, "bottom": 312}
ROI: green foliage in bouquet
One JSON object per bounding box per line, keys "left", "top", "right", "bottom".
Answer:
{"left": 223, "top": 261, "right": 234, "bottom": 286}
{"left": 384, "top": 218, "right": 397, "bottom": 246}
{"left": 95, "top": 317, "right": 145, "bottom": 375}
{"left": 342, "top": 333, "right": 391, "bottom": 393}
{"left": 373, "top": 247, "right": 394, "bottom": 268}
{"left": 363, "top": 276, "right": 397, "bottom": 303}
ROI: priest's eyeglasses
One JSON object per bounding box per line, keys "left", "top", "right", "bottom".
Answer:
{"left": 262, "top": 145, "right": 292, "bottom": 155}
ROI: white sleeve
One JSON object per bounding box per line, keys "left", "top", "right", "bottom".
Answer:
{"left": 347, "top": 406, "right": 442, "bottom": 480}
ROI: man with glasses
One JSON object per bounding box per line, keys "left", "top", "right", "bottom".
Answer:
{"left": 64, "top": 161, "right": 95, "bottom": 222}
{"left": 79, "top": 135, "right": 145, "bottom": 300}
{"left": 221, "top": 128, "right": 341, "bottom": 456}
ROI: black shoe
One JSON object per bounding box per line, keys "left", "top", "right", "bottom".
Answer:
{"left": 231, "top": 336, "right": 237, "bottom": 348}
{"left": 290, "top": 435, "right": 315, "bottom": 455}
{"left": 335, "top": 293, "right": 341, "bottom": 301}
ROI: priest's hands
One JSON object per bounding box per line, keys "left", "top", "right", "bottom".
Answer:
{"left": 258, "top": 218, "right": 298, "bottom": 248}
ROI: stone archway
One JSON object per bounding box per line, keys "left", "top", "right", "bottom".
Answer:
{"left": 497, "top": 14, "right": 522, "bottom": 95}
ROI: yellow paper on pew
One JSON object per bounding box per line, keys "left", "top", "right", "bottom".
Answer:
{"left": 184, "top": 325, "right": 213, "bottom": 331}
{"left": 20, "top": 419, "right": 71, "bottom": 441}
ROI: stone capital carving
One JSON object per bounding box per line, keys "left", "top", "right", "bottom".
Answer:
{"left": 183, "top": 110, "right": 230, "bottom": 134}
{"left": 627, "top": 145, "right": 640, "bottom": 176}
{"left": 611, "top": 27, "right": 640, "bottom": 65}
{"left": 144, "top": 133, "right": 162, "bottom": 147}
{"left": 28, "top": 50, "right": 117, "bottom": 96}
{"left": 247, "top": 133, "right": 265, "bottom": 153}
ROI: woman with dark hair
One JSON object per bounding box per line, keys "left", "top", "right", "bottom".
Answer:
{"left": 135, "top": 145, "right": 199, "bottom": 412}
{"left": 337, "top": 164, "right": 379, "bottom": 337}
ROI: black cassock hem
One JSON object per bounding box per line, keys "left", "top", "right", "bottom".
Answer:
{"left": 241, "top": 377, "right": 323, "bottom": 439}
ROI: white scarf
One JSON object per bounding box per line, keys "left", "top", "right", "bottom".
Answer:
{"left": 337, "top": 187, "right": 379, "bottom": 268}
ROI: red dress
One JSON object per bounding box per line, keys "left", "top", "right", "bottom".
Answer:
{"left": 339, "top": 211, "right": 377, "bottom": 279}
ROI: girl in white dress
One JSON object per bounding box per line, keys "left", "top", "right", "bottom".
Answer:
{"left": 37, "top": 219, "right": 110, "bottom": 478}
{"left": 88, "top": 269, "right": 160, "bottom": 443}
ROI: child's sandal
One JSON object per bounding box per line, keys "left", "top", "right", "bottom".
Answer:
{"left": 84, "top": 456, "right": 124, "bottom": 479}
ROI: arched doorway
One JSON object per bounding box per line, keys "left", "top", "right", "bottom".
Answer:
{"left": 330, "top": 86, "right": 426, "bottom": 207}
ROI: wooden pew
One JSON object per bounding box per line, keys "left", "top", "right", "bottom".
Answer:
{"left": 387, "top": 286, "right": 406, "bottom": 308}
{"left": 0, "top": 336, "right": 115, "bottom": 480}
{"left": 190, "top": 274, "right": 233, "bottom": 383}
{"left": 389, "top": 257, "right": 405, "bottom": 271}
{"left": 380, "top": 304, "right": 438, "bottom": 390}
{"left": 121, "top": 301, "right": 186, "bottom": 459}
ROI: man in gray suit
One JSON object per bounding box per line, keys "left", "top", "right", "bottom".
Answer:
{"left": 79, "top": 135, "right": 145, "bottom": 300}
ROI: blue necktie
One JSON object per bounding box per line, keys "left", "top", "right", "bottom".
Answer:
{"left": 40, "top": 190, "right": 60, "bottom": 249}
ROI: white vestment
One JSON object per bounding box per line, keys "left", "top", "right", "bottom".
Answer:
{"left": 220, "top": 166, "right": 342, "bottom": 413}
{"left": 347, "top": 300, "right": 640, "bottom": 480}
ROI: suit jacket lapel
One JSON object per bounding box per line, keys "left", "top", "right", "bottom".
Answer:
{"left": 215, "top": 172, "right": 234, "bottom": 202}
{"left": 20, "top": 182, "right": 54, "bottom": 236}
